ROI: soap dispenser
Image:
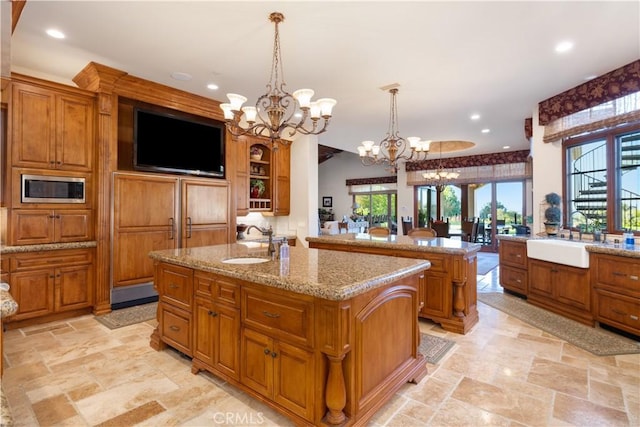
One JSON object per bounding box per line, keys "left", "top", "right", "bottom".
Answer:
{"left": 279, "top": 238, "right": 289, "bottom": 260}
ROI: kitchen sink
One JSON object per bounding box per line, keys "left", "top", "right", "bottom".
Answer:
{"left": 222, "top": 257, "right": 270, "bottom": 264}
{"left": 526, "top": 239, "right": 589, "bottom": 268}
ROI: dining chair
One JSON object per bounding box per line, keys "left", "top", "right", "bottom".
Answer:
{"left": 460, "top": 218, "right": 479, "bottom": 242}
{"left": 401, "top": 216, "right": 414, "bottom": 235}
{"left": 407, "top": 227, "right": 437, "bottom": 238}
{"left": 338, "top": 222, "right": 348, "bottom": 234}
{"left": 368, "top": 226, "right": 391, "bottom": 236}
{"left": 430, "top": 218, "right": 450, "bottom": 238}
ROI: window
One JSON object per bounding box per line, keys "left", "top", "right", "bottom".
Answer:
{"left": 564, "top": 123, "right": 640, "bottom": 234}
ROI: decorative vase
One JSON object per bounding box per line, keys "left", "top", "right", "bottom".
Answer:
{"left": 544, "top": 222, "right": 559, "bottom": 236}
{"left": 250, "top": 147, "right": 263, "bottom": 161}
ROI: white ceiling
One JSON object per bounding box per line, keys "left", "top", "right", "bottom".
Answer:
{"left": 9, "top": 1, "right": 640, "bottom": 158}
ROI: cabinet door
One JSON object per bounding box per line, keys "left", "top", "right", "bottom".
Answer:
{"left": 11, "top": 83, "right": 56, "bottom": 169}
{"left": 194, "top": 297, "right": 215, "bottom": 367}
{"left": 181, "top": 179, "right": 229, "bottom": 247}
{"left": 272, "top": 144, "right": 290, "bottom": 216}
{"left": 234, "top": 136, "right": 250, "bottom": 216}
{"left": 528, "top": 259, "right": 554, "bottom": 298}
{"left": 241, "top": 327, "right": 273, "bottom": 398}
{"left": 273, "top": 340, "right": 314, "bottom": 420}
{"left": 9, "top": 269, "right": 55, "bottom": 320}
{"left": 555, "top": 266, "right": 590, "bottom": 310}
{"left": 55, "top": 263, "right": 93, "bottom": 312}
{"left": 55, "top": 93, "right": 94, "bottom": 171}
{"left": 420, "top": 270, "right": 450, "bottom": 319}
{"left": 55, "top": 209, "right": 93, "bottom": 242}
{"left": 10, "top": 209, "right": 55, "bottom": 245}
{"left": 113, "top": 173, "right": 179, "bottom": 287}
{"left": 215, "top": 304, "right": 240, "bottom": 380}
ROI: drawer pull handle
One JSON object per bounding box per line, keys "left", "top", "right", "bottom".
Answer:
{"left": 612, "top": 309, "right": 626, "bottom": 316}
{"left": 262, "top": 311, "right": 280, "bottom": 318}
{"left": 631, "top": 315, "right": 639, "bottom": 321}
{"left": 516, "top": 279, "right": 521, "bottom": 283}
{"left": 169, "top": 284, "right": 179, "bottom": 289}
{"left": 516, "top": 254, "right": 522, "bottom": 258}
{"left": 208, "top": 310, "right": 218, "bottom": 317}
{"left": 169, "top": 325, "right": 180, "bottom": 332}
{"left": 264, "top": 348, "right": 271, "bottom": 355}
{"left": 630, "top": 275, "right": 639, "bottom": 281}
{"left": 612, "top": 272, "right": 626, "bottom": 277}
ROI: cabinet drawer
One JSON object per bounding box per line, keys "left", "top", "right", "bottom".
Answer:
{"left": 194, "top": 271, "right": 239, "bottom": 306}
{"left": 158, "top": 263, "right": 193, "bottom": 310}
{"left": 242, "top": 287, "right": 313, "bottom": 347}
{"left": 499, "top": 241, "right": 527, "bottom": 268}
{"left": 160, "top": 303, "right": 192, "bottom": 355}
{"left": 11, "top": 249, "right": 92, "bottom": 271}
{"left": 595, "top": 290, "right": 640, "bottom": 334}
{"left": 595, "top": 256, "right": 640, "bottom": 294}
{"left": 216, "top": 278, "right": 239, "bottom": 306}
{"left": 424, "top": 254, "right": 446, "bottom": 273}
{"left": 500, "top": 265, "right": 527, "bottom": 293}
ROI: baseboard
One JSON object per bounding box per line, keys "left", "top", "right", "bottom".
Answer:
{"left": 111, "top": 295, "right": 158, "bottom": 310}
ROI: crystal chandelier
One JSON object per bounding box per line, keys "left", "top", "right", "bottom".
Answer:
{"left": 219, "top": 12, "right": 336, "bottom": 147}
{"left": 357, "top": 87, "right": 431, "bottom": 174}
{"left": 422, "top": 142, "right": 460, "bottom": 191}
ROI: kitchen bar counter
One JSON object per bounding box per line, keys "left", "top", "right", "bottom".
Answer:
{"left": 148, "top": 242, "right": 429, "bottom": 301}
{"left": 149, "top": 243, "right": 430, "bottom": 426}
{"left": 306, "top": 233, "right": 481, "bottom": 334}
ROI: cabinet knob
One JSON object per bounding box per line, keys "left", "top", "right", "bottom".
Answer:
{"left": 208, "top": 310, "right": 218, "bottom": 317}
{"left": 271, "top": 351, "right": 277, "bottom": 358}
{"left": 264, "top": 348, "right": 271, "bottom": 355}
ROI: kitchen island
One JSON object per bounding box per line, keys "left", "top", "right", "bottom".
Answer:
{"left": 306, "top": 233, "right": 481, "bottom": 334}
{"left": 148, "top": 242, "right": 431, "bottom": 426}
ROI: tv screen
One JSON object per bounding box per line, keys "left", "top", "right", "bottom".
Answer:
{"left": 133, "top": 108, "right": 225, "bottom": 178}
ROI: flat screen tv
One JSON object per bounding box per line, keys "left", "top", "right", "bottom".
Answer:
{"left": 133, "top": 108, "right": 225, "bottom": 178}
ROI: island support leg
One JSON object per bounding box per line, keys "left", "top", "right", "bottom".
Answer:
{"left": 452, "top": 280, "right": 466, "bottom": 318}
{"left": 324, "top": 353, "right": 347, "bottom": 425}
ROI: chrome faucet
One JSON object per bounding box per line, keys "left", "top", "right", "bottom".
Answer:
{"left": 246, "top": 225, "right": 271, "bottom": 236}
{"left": 568, "top": 211, "right": 589, "bottom": 241}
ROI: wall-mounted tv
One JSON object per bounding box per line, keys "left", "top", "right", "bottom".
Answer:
{"left": 133, "top": 108, "right": 225, "bottom": 178}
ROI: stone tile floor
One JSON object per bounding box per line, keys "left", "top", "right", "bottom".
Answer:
{"left": 2, "top": 254, "right": 639, "bottom": 426}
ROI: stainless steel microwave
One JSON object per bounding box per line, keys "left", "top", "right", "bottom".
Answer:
{"left": 21, "top": 174, "right": 86, "bottom": 204}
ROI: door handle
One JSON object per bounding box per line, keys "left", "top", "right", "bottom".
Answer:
{"left": 168, "top": 218, "right": 174, "bottom": 240}
{"left": 187, "top": 217, "right": 192, "bottom": 238}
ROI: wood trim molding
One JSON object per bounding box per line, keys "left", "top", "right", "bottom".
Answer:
{"left": 345, "top": 176, "right": 397, "bottom": 186}
{"left": 11, "top": 0, "right": 26, "bottom": 34}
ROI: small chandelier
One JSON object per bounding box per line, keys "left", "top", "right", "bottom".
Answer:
{"left": 357, "top": 87, "right": 431, "bottom": 174}
{"left": 219, "top": 12, "right": 336, "bottom": 147}
{"left": 422, "top": 142, "right": 460, "bottom": 191}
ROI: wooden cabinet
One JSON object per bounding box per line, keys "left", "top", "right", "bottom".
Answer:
{"left": 11, "top": 80, "right": 94, "bottom": 172}
{"left": 234, "top": 136, "right": 250, "bottom": 216}
{"left": 419, "top": 254, "right": 450, "bottom": 319}
{"left": 528, "top": 258, "right": 592, "bottom": 325}
{"left": 155, "top": 262, "right": 193, "bottom": 356}
{"left": 112, "top": 173, "right": 229, "bottom": 287}
{"left": 591, "top": 253, "right": 640, "bottom": 335}
{"left": 244, "top": 137, "right": 290, "bottom": 215}
{"left": 193, "top": 272, "right": 240, "bottom": 380}
{"left": 7, "top": 248, "right": 94, "bottom": 323}
{"left": 498, "top": 239, "right": 528, "bottom": 294}
{"left": 10, "top": 209, "right": 93, "bottom": 245}
{"left": 241, "top": 327, "right": 315, "bottom": 420}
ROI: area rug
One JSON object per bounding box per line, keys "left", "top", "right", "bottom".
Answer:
{"left": 419, "top": 333, "right": 456, "bottom": 364}
{"left": 478, "top": 292, "right": 640, "bottom": 356}
{"left": 477, "top": 253, "right": 499, "bottom": 276}
{"left": 95, "top": 302, "right": 157, "bottom": 329}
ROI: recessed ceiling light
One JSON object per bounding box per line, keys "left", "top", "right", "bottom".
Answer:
{"left": 206, "top": 83, "right": 219, "bottom": 90}
{"left": 481, "top": 128, "right": 490, "bottom": 134}
{"left": 470, "top": 114, "right": 480, "bottom": 120}
{"left": 170, "top": 72, "right": 192, "bottom": 81}
{"left": 503, "top": 145, "right": 510, "bottom": 149}
{"left": 46, "top": 29, "right": 65, "bottom": 39}
{"left": 555, "top": 40, "right": 574, "bottom": 53}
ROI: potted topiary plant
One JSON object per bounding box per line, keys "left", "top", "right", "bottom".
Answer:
{"left": 543, "top": 192, "right": 561, "bottom": 236}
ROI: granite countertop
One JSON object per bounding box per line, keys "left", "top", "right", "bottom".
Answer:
{"left": 305, "top": 233, "right": 482, "bottom": 255}
{"left": 497, "top": 234, "right": 640, "bottom": 259}
{"left": 0, "top": 241, "right": 97, "bottom": 254}
{"left": 1, "top": 289, "right": 18, "bottom": 319}
{"left": 148, "top": 243, "right": 430, "bottom": 301}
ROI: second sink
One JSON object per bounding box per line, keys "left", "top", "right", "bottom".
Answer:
{"left": 222, "top": 257, "right": 270, "bottom": 264}
{"left": 526, "top": 239, "right": 589, "bottom": 268}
